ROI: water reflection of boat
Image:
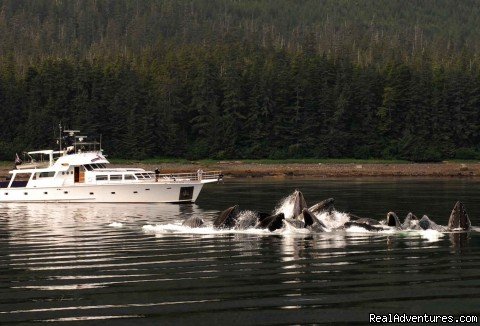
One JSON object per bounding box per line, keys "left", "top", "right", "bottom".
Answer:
{"left": 0, "top": 129, "right": 222, "bottom": 203}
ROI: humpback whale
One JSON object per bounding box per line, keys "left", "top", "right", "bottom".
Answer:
{"left": 401, "top": 212, "right": 419, "bottom": 229}
{"left": 182, "top": 216, "right": 204, "bottom": 228}
{"left": 284, "top": 218, "right": 306, "bottom": 229}
{"left": 178, "top": 191, "right": 475, "bottom": 235}
{"left": 309, "top": 198, "right": 335, "bottom": 215}
{"left": 301, "top": 208, "right": 326, "bottom": 232}
{"left": 292, "top": 190, "right": 308, "bottom": 218}
{"left": 386, "top": 212, "right": 402, "bottom": 228}
{"left": 256, "top": 213, "right": 285, "bottom": 231}
{"left": 214, "top": 205, "right": 239, "bottom": 229}
{"left": 447, "top": 201, "right": 471, "bottom": 231}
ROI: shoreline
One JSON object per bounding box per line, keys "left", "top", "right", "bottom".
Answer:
{"left": 115, "top": 162, "right": 480, "bottom": 178}
{"left": 1, "top": 161, "right": 479, "bottom": 178}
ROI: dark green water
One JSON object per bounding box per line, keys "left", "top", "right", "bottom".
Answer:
{"left": 0, "top": 178, "right": 479, "bottom": 324}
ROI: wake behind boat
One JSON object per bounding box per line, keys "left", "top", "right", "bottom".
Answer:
{"left": 0, "top": 129, "right": 222, "bottom": 203}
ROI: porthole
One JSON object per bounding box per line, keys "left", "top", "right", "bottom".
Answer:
{"left": 89, "top": 192, "right": 94, "bottom": 195}
{"left": 24, "top": 192, "right": 28, "bottom": 195}
{"left": 133, "top": 191, "right": 138, "bottom": 194}
{"left": 4, "top": 193, "right": 8, "bottom": 195}
{"left": 44, "top": 192, "right": 48, "bottom": 195}
{"left": 145, "top": 188, "right": 150, "bottom": 191}
{"left": 111, "top": 192, "right": 115, "bottom": 194}
{"left": 64, "top": 191, "right": 68, "bottom": 194}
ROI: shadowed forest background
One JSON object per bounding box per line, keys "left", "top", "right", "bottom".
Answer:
{"left": 1, "top": 0, "right": 480, "bottom": 161}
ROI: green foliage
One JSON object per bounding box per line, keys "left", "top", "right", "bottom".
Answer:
{"left": 0, "top": 1, "right": 479, "bottom": 162}
{"left": 455, "top": 148, "right": 480, "bottom": 160}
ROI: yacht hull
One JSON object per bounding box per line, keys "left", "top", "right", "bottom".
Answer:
{"left": 0, "top": 182, "right": 205, "bottom": 203}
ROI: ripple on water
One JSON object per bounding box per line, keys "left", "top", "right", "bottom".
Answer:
{"left": 1, "top": 179, "right": 480, "bottom": 324}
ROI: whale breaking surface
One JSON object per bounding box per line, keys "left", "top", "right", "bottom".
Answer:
{"left": 141, "top": 190, "right": 478, "bottom": 239}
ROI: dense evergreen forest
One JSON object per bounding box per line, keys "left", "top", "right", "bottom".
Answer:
{"left": 0, "top": 0, "right": 480, "bottom": 161}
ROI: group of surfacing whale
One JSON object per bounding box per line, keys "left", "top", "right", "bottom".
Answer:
{"left": 182, "top": 190, "right": 472, "bottom": 233}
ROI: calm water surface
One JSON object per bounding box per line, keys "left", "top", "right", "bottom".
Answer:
{"left": 0, "top": 178, "right": 479, "bottom": 325}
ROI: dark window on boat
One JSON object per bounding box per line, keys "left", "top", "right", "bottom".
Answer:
{"left": 89, "top": 192, "right": 94, "bottom": 195}
{"left": 135, "top": 173, "right": 145, "bottom": 179}
{"left": 145, "top": 188, "right": 150, "bottom": 191}
{"left": 38, "top": 172, "right": 55, "bottom": 178}
{"left": 64, "top": 191, "right": 68, "bottom": 194}
{"left": 10, "top": 173, "right": 31, "bottom": 188}
{"left": 133, "top": 191, "right": 138, "bottom": 194}
{"left": 99, "top": 164, "right": 107, "bottom": 168}
{"left": 44, "top": 192, "right": 48, "bottom": 195}
{"left": 110, "top": 175, "right": 122, "bottom": 181}
{"left": 24, "top": 192, "right": 28, "bottom": 195}
{"left": 179, "top": 187, "right": 194, "bottom": 201}
{"left": 111, "top": 192, "right": 115, "bottom": 194}
{"left": 4, "top": 192, "right": 8, "bottom": 195}
{"left": 124, "top": 174, "right": 136, "bottom": 180}
{"left": 142, "top": 173, "right": 151, "bottom": 179}
{"left": 84, "top": 164, "right": 93, "bottom": 171}
{"left": 96, "top": 175, "right": 108, "bottom": 181}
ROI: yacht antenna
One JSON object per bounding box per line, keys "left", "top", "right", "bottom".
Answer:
{"left": 59, "top": 123, "right": 62, "bottom": 152}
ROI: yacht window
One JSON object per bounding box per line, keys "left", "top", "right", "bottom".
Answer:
{"left": 84, "top": 165, "right": 93, "bottom": 171}
{"left": 96, "top": 175, "right": 108, "bottom": 181}
{"left": 110, "top": 175, "right": 122, "bottom": 181}
{"left": 135, "top": 173, "right": 145, "bottom": 179}
{"left": 124, "top": 174, "right": 136, "bottom": 180}
{"left": 142, "top": 173, "right": 151, "bottom": 179}
{"left": 10, "top": 173, "right": 32, "bottom": 188}
{"left": 38, "top": 172, "right": 55, "bottom": 178}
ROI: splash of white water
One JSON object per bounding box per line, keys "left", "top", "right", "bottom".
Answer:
{"left": 315, "top": 211, "right": 351, "bottom": 229}
{"left": 273, "top": 193, "right": 296, "bottom": 219}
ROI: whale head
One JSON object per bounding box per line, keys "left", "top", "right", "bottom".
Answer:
{"left": 447, "top": 201, "right": 471, "bottom": 231}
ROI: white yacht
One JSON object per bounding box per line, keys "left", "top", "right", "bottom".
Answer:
{"left": 0, "top": 130, "right": 222, "bottom": 203}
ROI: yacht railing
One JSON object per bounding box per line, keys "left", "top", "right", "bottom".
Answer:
{"left": 157, "top": 171, "right": 223, "bottom": 182}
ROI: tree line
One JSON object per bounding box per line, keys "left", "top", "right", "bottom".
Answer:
{"left": 0, "top": 42, "right": 479, "bottom": 162}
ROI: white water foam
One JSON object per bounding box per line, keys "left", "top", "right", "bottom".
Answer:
{"left": 316, "top": 211, "right": 351, "bottom": 229}
{"left": 108, "top": 222, "right": 124, "bottom": 228}
{"left": 142, "top": 224, "right": 274, "bottom": 236}
{"left": 420, "top": 229, "right": 445, "bottom": 242}
{"left": 273, "top": 193, "right": 296, "bottom": 219}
